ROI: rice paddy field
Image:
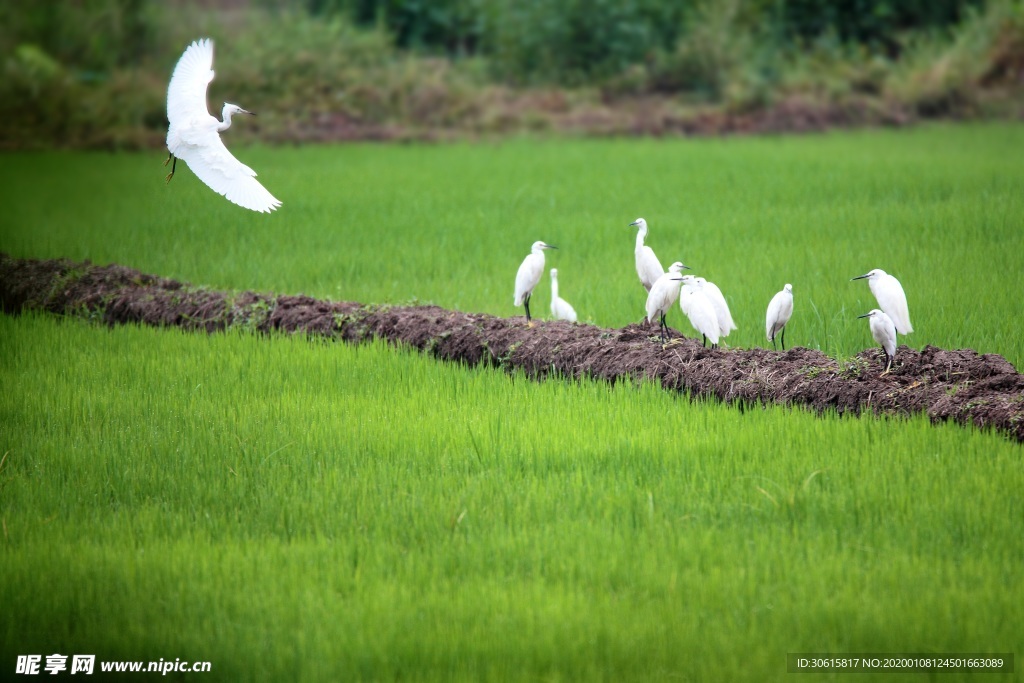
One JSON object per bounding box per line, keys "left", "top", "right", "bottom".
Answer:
{"left": 1, "top": 123, "right": 1023, "bottom": 681}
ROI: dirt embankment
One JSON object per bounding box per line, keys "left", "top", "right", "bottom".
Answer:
{"left": 2, "top": 253, "right": 1022, "bottom": 443}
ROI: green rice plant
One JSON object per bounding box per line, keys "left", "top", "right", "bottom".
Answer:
{"left": 1, "top": 123, "right": 1022, "bottom": 367}
{"left": 1, "top": 313, "right": 1021, "bottom": 681}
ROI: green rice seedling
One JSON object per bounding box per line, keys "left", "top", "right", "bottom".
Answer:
{"left": 1, "top": 123, "right": 1022, "bottom": 367}
{"left": 1, "top": 314, "right": 1021, "bottom": 681}
{"left": 1, "top": 124, "right": 1023, "bottom": 680}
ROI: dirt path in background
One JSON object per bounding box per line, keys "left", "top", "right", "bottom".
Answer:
{"left": 3, "top": 253, "right": 1022, "bottom": 443}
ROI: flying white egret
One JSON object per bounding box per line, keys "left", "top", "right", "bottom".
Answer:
{"left": 628, "top": 218, "right": 665, "bottom": 292}
{"left": 695, "top": 276, "right": 737, "bottom": 338}
{"left": 165, "top": 38, "right": 281, "bottom": 213}
{"left": 514, "top": 241, "right": 557, "bottom": 324}
{"left": 766, "top": 283, "right": 794, "bottom": 350}
{"left": 858, "top": 309, "right": 898, "bottom": 374}
{"left": 645, "top": 261, "right": 688, "bottom": 341}
{"left": 851, "top": 269, "right": 912, "bottom": 335}
{"left": 678, "top": 275, "right": 721, "bottom": 348}
{"left": 549, "top": 269, "right": 578, "bottom": 323}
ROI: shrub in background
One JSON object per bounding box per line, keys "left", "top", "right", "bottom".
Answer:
{"left": 0, "top": 0, "right": 1022, "bottom": 149}
{"left": 883, "top": 0, "right": 1024, "bottom": 115}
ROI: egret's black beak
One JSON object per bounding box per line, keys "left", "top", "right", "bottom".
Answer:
{"left": 851, "top": 273, "right": 869, "bottom": 281}
{"left": 681, "top": 264, "right": 691, "bottom": 270}
{"left": 628, "top": 221, "right": 639, "bottom": 227}
{"left": 857, "top": 312, "right": 872, "bottom": 319}
{"left": 546, "top": 245, "right": 558, "bottom": 249}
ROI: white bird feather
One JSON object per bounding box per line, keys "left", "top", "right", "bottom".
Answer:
{"left": 766, "top": 283, "right": 794, "bottom": 348}
{"left": 549, "top": 269, "right": 578, "bottom": 322}
{"left": 678, "top": 276, "right": 721, "bottom": 347}
{"left": 695, "top": 276, "right": 736, "bottom": 337}
{"left": 514, "top": 241, "right": 556, "bottom": 322}
{"left": 166, "top": 38, "right": 281, "bottom": 213}
{"left": 858, "top": 308, "right": 898, "bottom": 372}
{"left": 628, "top": 218, "right": 665, "bottom": 292}
{"left": 852, "top": 269, "right": 912, "bottom": 335}
{"left": 645, "top": 261, "right": 687, "bottom": 329}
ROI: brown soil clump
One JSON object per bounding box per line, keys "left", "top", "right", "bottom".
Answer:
{"left": 3, "top": 253, "right": 1022, "bottom": 443}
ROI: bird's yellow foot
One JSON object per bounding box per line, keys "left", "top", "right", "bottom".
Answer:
{"left": 526, "top": 321, "right": 536, "bottom": 328}
{"left": 165, "top": 172, "right": 174, "bottom": 184}
{"left": 163, "top": 156, "right": 171, "bottom": 167}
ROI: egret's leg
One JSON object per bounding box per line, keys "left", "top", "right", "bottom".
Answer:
{"left": 524, "top": 294, "right": 532, "bottom": 325}
{"left": 702, "top": 334, "right": 707, "bottom": 348}
{"left": 878, "top": 348, "right": 891, "bottom": 375}
{"left": 881, "top": 353, "right": 894, "bottom": 376}
{"left": 165, "top": 155, "right": 177, "bottom": 184}
{"left": 662, "top": 313, "right": 673, "bottom": 342}
{"left": 781, "top": 327, "right": 786, "bottom": 351}
{"left": 770, "top": 332, "right": 777, "bottom": 350}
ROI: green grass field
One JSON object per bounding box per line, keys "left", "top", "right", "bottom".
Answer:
{"left": 2, "top": 123, "right": 1023, "bottom": 365}
{"left": 2, "top": 123, "right": 1023, "bottom": 680}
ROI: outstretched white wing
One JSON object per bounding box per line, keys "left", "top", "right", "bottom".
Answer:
{"left": 174, "top": 132, "right": 282, "bottom": 213}
{"left": 167, "top": 39, "right": 215, "bottom": 128}
{"left": 166, "top": 39, "right": 281, "bottom": 213}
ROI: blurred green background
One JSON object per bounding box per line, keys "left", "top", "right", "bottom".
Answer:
{"left": 2, "top": 0, "right": 1022, "bottom": 149}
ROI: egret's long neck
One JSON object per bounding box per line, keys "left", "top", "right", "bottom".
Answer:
{"left": 551, "top": 277, "right": 559, "bottom": 299}
{"left": 217, "top": 106, "right": 234, "bottom": 132}
{"left": 635, "top": 226, "right": 647, "bottom": 250}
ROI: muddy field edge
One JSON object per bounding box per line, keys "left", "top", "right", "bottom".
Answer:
{"left": 3, "top": 253, "right": 1022, "bottom": 444}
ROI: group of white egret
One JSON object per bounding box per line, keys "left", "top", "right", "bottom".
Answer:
{"left": 164, "top": 39, "right": 912, "bottom": 372}
{"left": 852, "top": 269, "right": 913, "bottom": 373}
{"left": 512, "top": 218, "right": 913, "bottom": 372}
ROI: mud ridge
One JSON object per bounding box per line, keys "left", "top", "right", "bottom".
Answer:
{"left": 3, "top": 253, "right": 1022, "bottom": 443}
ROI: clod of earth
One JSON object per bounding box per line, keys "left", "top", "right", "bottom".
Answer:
{"left": 2, "top": 253, "right": 1023, "bottom": 443}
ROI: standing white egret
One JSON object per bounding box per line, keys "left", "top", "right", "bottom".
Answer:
{"left": 549, "top": 269, "right": 577, "bottom": 322}
{"left": 851, "top": 269, "right": 912, "bottom": 335}
{"left": 514, "top": 241, "right": 557, "bottom": 324}
{"left": 858, "top": 309, "right": 898, "bottom": 374}
{"left": 678, "top": 274, "right": 698, "bottom": 315}
{"left": 678, "top": 275, "right": 721, "bottom": 348}
{"left": 645, "top": 261, "right": 688, "bottom": 341}
{"left": 766, "top": 283, "right": 794, "bottom": 350}
{"left": 628, "top": 218, "right": 665, "bottom": 292}
{"left": 695, "top": 276, "right": 737, "bottom": 338}
{"left": 165, "top": 38, "right": 281, "bottom": 213}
